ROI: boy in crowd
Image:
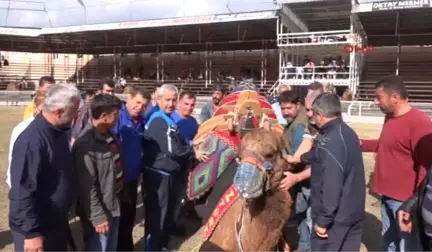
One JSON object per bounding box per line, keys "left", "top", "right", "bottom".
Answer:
{"left": 74, "top": 94, "right": 124, "bottom": 251}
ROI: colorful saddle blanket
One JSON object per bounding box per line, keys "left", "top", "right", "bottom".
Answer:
{"left": 187, "top": 131, "right": 239, "bottom": 200}
{"left": 202, "top": 184, "right": 240, "bottom": 241}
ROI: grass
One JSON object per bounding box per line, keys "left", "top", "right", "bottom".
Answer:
{"left": 0, "top": 107, "right": 383, "bottom": 251}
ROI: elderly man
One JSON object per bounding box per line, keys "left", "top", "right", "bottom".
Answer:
{"left": 309, "top": 93, "right": 365, "bottom": 252}
{"left": 71, "top": 78, "right": 115, "bottom": 145}
{"left": 9, "top": 84, "right": 81, "bottom": 252}
{"left": 113, "top": 86, "right": 151, "bottom": 251}
{"left": 143, "top": 84, "right": 207, "bottom": 251}
{"left": 200, "top": 84, "right": 226, "bottom": 123}
{"left": 23, "top": 76, "right": 55, "bottom": 120}
{"left": 271, "top": 84, "right": 291, "bottom": 126}
{"left": 7, "top": 91, "right": 45, "bottom": 188}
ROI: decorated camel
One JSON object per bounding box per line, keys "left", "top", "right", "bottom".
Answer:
{"left": 185, "top": 89, "right": 294, "bottom": 251}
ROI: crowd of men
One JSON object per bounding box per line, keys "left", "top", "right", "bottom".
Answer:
{"left": 6, "top": 74, "right": 432, "bottom": 252}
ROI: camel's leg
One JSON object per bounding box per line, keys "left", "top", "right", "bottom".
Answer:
{"left": 206, "top": 200, "right": 241, "bottom": 251}
{"left": 280, "top": 218, "right": 299, "bottom": 252}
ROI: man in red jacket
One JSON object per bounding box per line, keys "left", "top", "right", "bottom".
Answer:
{"left": 361, "top": 75, "right": 432, "bottom": 252}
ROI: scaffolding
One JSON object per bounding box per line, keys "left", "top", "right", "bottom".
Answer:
{"left": 269, "top": 11, "right": 366, "bottom": 97}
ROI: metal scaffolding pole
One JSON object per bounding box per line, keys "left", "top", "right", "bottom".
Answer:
{"left": 395, "top": 11, "right": 401, "bottom": 76}
{"left": 156, "top": 47, "right": 160, "bottom": 82}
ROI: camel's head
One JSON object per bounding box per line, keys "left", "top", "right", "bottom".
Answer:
{"left": 233, "top": 128, "right": 286, "bottom": 201}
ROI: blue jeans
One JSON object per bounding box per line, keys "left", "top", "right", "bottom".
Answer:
{"left": 82, "top": 216, "right": 120, "bottom": 252}
{"left": 381, "top": 196, "right": 421, "bottom": 252}
{"left": 296, "top": 187, "right": 312, "bottom": 251}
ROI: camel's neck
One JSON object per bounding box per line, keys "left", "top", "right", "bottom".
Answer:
{"left": 238, "top": 190, "right": 291, "bottom": 252}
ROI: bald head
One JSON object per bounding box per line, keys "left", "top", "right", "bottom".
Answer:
{"left": 278, "top": 84, "right": 291, "bottom": 94}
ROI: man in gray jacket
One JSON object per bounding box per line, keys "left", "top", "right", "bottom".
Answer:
{"left": 73, "top": 94, "right": 124, "bottom": 251}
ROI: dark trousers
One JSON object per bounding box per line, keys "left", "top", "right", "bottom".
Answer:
{"left": 117, "top": 180, "right": 138, "bottom": 251}
{"left": 142, "top": 167, "right": 183, "bottom": 251}
{"left": 12, "top": 222, "right": 69, "bottom": 251}
{"left": 311, "top": 221, "right": 363, "bottom": 252}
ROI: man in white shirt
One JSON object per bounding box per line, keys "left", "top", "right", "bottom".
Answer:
{"left": 7, "top": 92, "right": 45, "bottom": 188}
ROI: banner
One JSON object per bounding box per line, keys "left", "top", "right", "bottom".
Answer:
{"left": 372, "top": 0, "right": 431, "bottom": 11}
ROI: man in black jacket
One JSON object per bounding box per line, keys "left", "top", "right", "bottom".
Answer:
{"left": 9, "top": 84, "right": 81, "bottom": 252}
{"left": 307, "top": 93, "right": 365, "bottom": 252}
{"left": 143, "top": 84, "right": 207, "bottom": 251}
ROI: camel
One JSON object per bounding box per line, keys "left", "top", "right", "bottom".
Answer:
{"left": 195, "top": 128, "right": 293, "bottom": 252}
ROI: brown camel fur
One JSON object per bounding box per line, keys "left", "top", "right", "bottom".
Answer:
{"left": 199, "top": 129, "right": 293, "bottom": 252}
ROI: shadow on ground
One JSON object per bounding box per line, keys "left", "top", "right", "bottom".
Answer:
{"left": 362, "top": 212, "right": 382, "bottom": 251}
{"left": 134, "top": 213, "right": 203, "bottom": 251}
{"left": 0, "top": 230, "right": 12, "bottom": 250}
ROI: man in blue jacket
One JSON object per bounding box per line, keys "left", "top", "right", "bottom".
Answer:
{"left": 308, "top": 93, "right": 365, "bottom": 252}
{"left": 143, "top": 84, "right": 207, "bottom": 251}
{"left": 9, "top": 84, "right": 81, "bottom": 252}
{"left": 112, "top": 86, "right": 151, "bottom": 251}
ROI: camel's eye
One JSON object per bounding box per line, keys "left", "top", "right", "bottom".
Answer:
{"left": 263, "top": 153, "right": 274, "bottom": 159}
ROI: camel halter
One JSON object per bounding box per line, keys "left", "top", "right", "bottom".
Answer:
{"left": 234, "top": 151, "right": 275, "bottom": 252}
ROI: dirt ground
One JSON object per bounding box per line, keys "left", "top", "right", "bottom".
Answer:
{"left": 0, "top": 107, "right": 383, "bottom": 251}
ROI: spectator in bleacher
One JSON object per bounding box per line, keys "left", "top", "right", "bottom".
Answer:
{"left": 314, "top": 60, "right": 327, "bottom": 79}
{"left": 6, "top": 91, "right": 45, "bottom": 189}
{"left": 113, "top": 86, "right": 151, "bottom": 251}
{"left": 361, "top": 75, "right": 432, "bottom": 252}
{"left": 70, "top": 78, "right": 114, "bottom": 146}
{"left": 271, "top": 84, "right": 291, "bottom": 126}
{"left": 23, "top": 76, "right": 55, "bottom": 120}
{"left": 200, "top": 84, "right": 227, "bottom": 123}
{"left": 74, "top": 94, "right": 124, "bottom": 252}
{"left": 9, "top": 84, "right": 81, "bottom": 252}
{"left": 322, "top": 81, "right": 336, "bottom": 94}
{"left": 303, "top": 58, "right": 315, "bottom": 79}
{"left": 172, "top": 90, "right": 199, "bottom": 145}
{"left": 326, "top": 60, "right": 338, "bottom": 79}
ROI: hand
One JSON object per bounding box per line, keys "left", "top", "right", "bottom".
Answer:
{"left": 314, "top": 224, "right": 328, "bottom": 238}
{"left": 278, "top": 171, "right": 299, "bottom": 191}
{"left": 398, "top": 210, "right": 413, "bottom": 233}
{"left": 195, "top": 150, "right": 209, "bottom": 162}
{"left": 24, "top": 236, "right": 44, "bottom": 252}
{"left": 95, "top": 221, "right": 109, "bottom": 235}
{"left": 284, "top": 154, "right": 300, "bottom": 164}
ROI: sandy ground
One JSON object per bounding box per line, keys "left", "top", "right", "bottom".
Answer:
{"left": 0, "top": 107, "right": 383, "bottom": 251}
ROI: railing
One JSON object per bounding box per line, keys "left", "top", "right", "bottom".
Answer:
{"left": 279, "top": 64, "right": 350, "bottom": 86}
{"left": 277, "top": 30, "right": 355, "bottom": 47}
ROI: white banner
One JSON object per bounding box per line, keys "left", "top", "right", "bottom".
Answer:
{"left": 371, "top": 0, "right": 431, "bottom": 11}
